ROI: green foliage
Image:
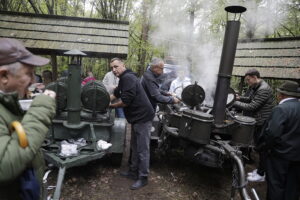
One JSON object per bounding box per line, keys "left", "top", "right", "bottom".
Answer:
{"left": 2, "top": 0, "right": 299, "bottom": 79}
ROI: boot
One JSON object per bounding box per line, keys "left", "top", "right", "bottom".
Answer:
{"left": 130, "top": 176, "right": 148, "bottom": 190}
{"left": 120, "top": 170, "right": 138, "bottom": 180}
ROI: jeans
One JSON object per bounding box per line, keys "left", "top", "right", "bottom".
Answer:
{"left": 115, "top": 107, "right": 125, "bottom": 118}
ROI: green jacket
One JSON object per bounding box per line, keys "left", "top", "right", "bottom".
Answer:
{"left": 0, "top": 92, "right": 56, "bottom": 200}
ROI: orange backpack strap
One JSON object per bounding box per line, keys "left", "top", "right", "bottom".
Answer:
{"left": 10, "top": 121, "right": 28, "bottom": 148}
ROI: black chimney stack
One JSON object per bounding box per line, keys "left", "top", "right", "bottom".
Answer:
{"left": 212, "top": 6, "right": 246, "bottom": 126}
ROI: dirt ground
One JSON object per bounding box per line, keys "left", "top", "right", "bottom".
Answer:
{"left": 47, "top": 151, "right": 267, "bottom": 200}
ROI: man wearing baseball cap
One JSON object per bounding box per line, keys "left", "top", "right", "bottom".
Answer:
{"left": 257, "top": 81, "right": 300, "bottom": 200}
{"left": 0, "top": 38, "right": 56, "bottom": 199}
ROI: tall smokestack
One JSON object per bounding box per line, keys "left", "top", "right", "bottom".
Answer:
{"left": 64, "top": 49, "right": 86, "bottom": 126}
{"left": 212, "top": 6, "right": 246, "bottom": 126}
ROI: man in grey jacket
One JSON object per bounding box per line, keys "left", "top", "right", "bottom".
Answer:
{"left": 233, "top": 68, "right": 274, "bottom": 182}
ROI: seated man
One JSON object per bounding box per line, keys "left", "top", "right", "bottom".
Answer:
{"left": 169, "top": 66, "right": 191, "bottom": 98}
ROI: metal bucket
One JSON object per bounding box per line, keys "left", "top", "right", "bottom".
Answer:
{"left": 231, "top": 115, "right": 256, "bottom": 146}
{"left": 168, "top": 113, "right": 182, "bottom": 128}
{"left": 179, "top": 109, "right": 214, "bottom": 144}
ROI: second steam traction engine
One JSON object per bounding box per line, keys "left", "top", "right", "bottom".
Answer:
{"left": 153, "top": 6, "right": 256, "bottom": 200}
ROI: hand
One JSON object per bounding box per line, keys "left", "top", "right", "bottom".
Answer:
{"left": 110, "top": 94, "right": 116, "bottom": 101}
{"left": 173, "top": 97, "right": 181, "bottom": 104}
{"left": 235, "top": 94, "right": 240, "bottom": 100}
{"left": 43, "top": 90, "right": 56, "bottom": 99}
{"left": 36, "top": 83, "right": 45, "bottom": 90}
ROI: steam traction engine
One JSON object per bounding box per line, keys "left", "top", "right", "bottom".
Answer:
{"left": 42, "top": 50, "right": 126, "bottom": 200}
{"left": 155, "top": 6, "right": 256, "bottom": 200}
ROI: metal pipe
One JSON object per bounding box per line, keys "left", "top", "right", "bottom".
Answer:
{"left": 221, "top": 142, "right": 251, "bottom": 200}
{"left": 66, "top": 63, "right": 81, "bottom": 124}
{"left": 204, "top": 144, "right": 226, "bottom": 155}
{"left": 212, "top": 20, "right": 241, "bottom": 125}
{"left": 203, "top": 141, "right": 251, "bottom": 199}
{"left": 251, "top": 188, "right": 260, "bottom": 200}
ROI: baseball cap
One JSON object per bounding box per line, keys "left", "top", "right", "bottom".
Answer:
{"left": 0, "top": 38, "right": 49, "bottom": 66}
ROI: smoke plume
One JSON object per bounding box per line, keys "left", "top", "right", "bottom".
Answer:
{"left": 148, "top": 0, "right": 291, "bottom": 104}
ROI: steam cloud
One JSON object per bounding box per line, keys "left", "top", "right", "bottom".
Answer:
{"left": 148, "top": 0, "right": 291, "bottom": 104}
{"left": 243, "top": 0, "right": 289, "bottom": 38}
{"left": 150, "top": 0, "right": 222, "bottom": 105}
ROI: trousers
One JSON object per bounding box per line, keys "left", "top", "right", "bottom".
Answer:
{"left": 266, "top": 154, "right": 300, "bottom": 200}
{"left": 130, "top": 120, "right": 152, "bottom": 177}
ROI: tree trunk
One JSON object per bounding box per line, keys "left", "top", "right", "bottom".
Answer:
{"left": 137, "top": 0, "right": 152, "bottom": 76}
{"left": 27, "top": 0, "right": 40, "bottom": 13}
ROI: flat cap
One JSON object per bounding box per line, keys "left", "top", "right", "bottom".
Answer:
{"left": 0, "top": 38, "right": 49, "bottom": 66}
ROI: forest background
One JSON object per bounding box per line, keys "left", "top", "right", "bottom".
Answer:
{"left": 0, "top": 0, "right": 299, "bottom": 92}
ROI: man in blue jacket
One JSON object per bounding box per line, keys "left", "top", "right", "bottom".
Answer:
{"left": 109, "top": 58, "right": 154, "bottom": 190}
{"left": 257, "top": 80, "right": 300, "bottom": 200}
{"left": 141, "top": 57, "right": 180, "bottom": 111}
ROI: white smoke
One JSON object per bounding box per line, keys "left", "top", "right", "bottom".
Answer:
{"left": 243, "top": 0, "right": 290, "bottom": 38}
{"left": 148, "top": 0, "right": 290, "bottom": 105}
{"left": 149, "top": 0, "right": 223, "bottom": 105}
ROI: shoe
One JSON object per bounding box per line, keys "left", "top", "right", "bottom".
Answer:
{"left": 247, "top": 169, "right": 257, "bottom": 176}
{"left": 120, "top": 171, "right": 138, "bottom": 180}
{"left": 130, "top": 177, "right": 148, "bottom": 190}
{"left": 247, "top": 173, "right": 265, "bottom": 182}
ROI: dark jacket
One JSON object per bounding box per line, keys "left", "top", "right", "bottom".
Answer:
{"left": 141, "top": 69, "right": 174, "bottom": 110}
{"left": 259, "top": 99, "right": 300, "bottom": 161}
{"left": 114, "top": 69, "right": 154, "bottom": 123}
{"left": 0, "top": 92, "right": 56, "bottom": 199}
{"left": 234, "top": 80, "right": 274, "bottom": 125}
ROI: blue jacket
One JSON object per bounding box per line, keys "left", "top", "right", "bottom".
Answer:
{"left": 141, "top": 69, "right": 174, "bottom": 110}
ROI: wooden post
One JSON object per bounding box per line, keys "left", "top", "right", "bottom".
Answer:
{"left": 51, "top": 53, "right": 58, "bottom": 81}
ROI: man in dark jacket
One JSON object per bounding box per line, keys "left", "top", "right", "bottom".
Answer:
{"left": 0, "top": 38, "right": 56, "bottom": 199}
{"left": 233, "top": 68, "right": 274, "bottom": 182}
{"left": 257, "top": 81, "right": 300, "bottom": 200}
{"left": 109, "top": 58, "right": 154, "bottom": 190}
{"left": 141, "top": 57, "right": 180, "bottom": 111}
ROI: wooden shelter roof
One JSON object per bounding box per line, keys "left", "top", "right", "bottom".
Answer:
{"left": 0, "top": 11, "right": 129, "bottom": 58}
{"left": 233, "top": 37, "right": 300, "bottom": 80}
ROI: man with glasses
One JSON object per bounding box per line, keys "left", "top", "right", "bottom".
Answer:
{"left": 141, "top": 57, "right": 180, "bottom": 111}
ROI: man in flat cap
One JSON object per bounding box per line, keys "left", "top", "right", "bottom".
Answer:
{"left": 257, "top": 80, "right": 300, "bottom": 200}
{"left": 0, "top": 38, "right": 56, "bottom": 200}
